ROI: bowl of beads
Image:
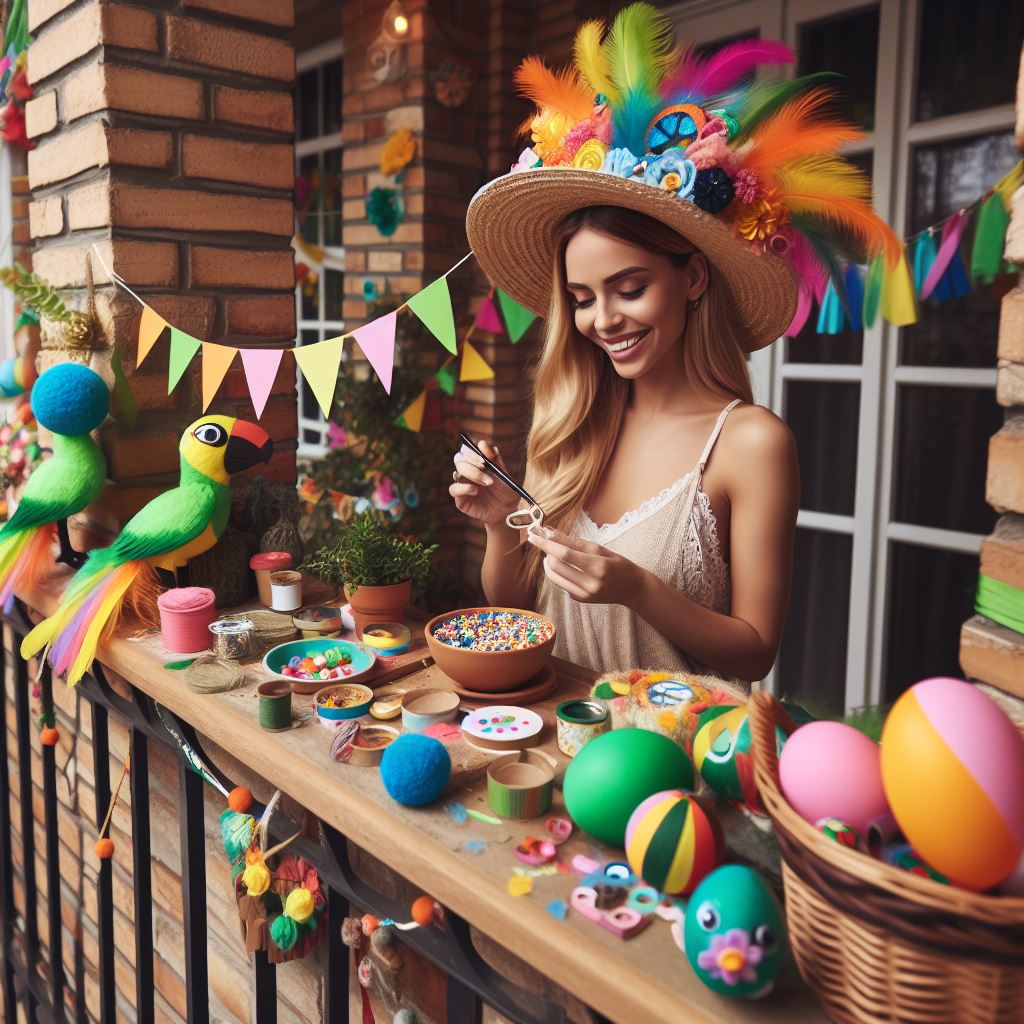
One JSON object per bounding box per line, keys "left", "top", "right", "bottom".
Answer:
{"left": 424, "top": 607, "right": 556, "bottom": 692}
{"left": 262, "top": 639, "right": 377, "bottom": 694}
{"left": 314, "top": 683, "right": 374, "bottom": 724}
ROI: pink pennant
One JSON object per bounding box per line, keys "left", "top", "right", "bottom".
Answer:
{"left": 352, "top": 311, "right": 397, "bottom": 394}
{"left": 785, "top": 282, "right": 814, "bottom": 338}
{"left": 240, "top": 347, "right": 285, "bottom": 420}
{"left": 474, "top": 294, "right": 505, "bottom": 334}
{"left": 920, "top": 209, "right": 968, "bottom": 300}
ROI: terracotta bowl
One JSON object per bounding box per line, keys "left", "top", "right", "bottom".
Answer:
{"left": 423, "top": 607, "right": 556, "bottom": 693}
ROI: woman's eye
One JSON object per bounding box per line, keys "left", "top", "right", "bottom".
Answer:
{"left": 620, "top": 286, "right": 646, "bottom": 300}
{"left": 571, "top": 296, "right": 594, "bottom": 310}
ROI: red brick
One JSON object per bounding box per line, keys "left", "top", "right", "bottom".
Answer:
{"left": 11, "top": 174, "right": 28, "bottom": 195}
{"left": 166, "top": 16, "right": 293, "bottom": 82}
{"left": 12, "top": 221, "right": 31, "bottom": 245}
{"left": 29, "top": 196, "right": 63, "bottom": 238}
{"left": 34, "top": 240, "right": 179, "bottom": 290}
{"left": 183, "top": 0, "right": 294, "bottom": 28}
{"left": 213, "top": 85, "right": 293, "bottom": 133}
{"left": 135, "top": 295, "right": 216, "bottom": 344}
{"left": 107, "top": 127, "right": 175, "bottom": 170}
{"left": 344, "top": 250, "right": 366, "bottom": 272}
{"left": 182, "top": 135, "right": 293, "bottom": 190}
{"left": 103, "top": 425, "right": 182, "bottom": 480}
{"left": 190, "top": 246, "right": 294, "bottom": 289}
{"left": 342, "top": 174, "right": 366, "bottom": 198}
{"left": 63, "top": 63, "right": 205, "bottom": 122}
{"left": 988, "top": 413, "right": 1024, "bottom": 513}
{"left": 224, "top": 295, "right": 295, "bottom": 338}
{"left": 25, "top": 91, "right": 57, "bottom": 138}
{"left": 343, "top": 298, "right": 367, "bottom": 319}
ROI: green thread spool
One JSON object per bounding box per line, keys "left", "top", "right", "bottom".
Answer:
{"left": 258, "top": 681, "right": 292, "bottom": 731}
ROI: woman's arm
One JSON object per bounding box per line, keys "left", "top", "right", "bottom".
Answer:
{"left": 481, "top": 523, "right": 536, "bottom": 609}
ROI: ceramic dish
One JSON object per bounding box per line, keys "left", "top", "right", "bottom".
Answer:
{"left": 361, "top": 621, "right": 412, "bottom": 655}
{"left": 262, "top": 638, "right": 376, "bottom": 694}
{"left": 401, "top": 688, "right": 461, "bottom": 732}
{"left": 315, "top": 683, "right": 374, "bottom": 723}
{"left": 461, "top": 705, "right": 544, "bottom": 751}
{"left": 292, "top": 604, "right": 343, "bottom": 638}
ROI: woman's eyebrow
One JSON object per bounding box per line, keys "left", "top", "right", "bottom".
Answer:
{"left": 566, "top": 265, "right": 649, "bottom": 289}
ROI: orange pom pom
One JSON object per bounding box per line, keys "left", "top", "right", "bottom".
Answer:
{"left": 95, "top": 837, "right": 114, "bottom": 859}
{"left": 40, "top": 726, "right": 59, "bottom": 747}
{"left": 410, "top": 896, "right": 435, "bottom": 927}
{"left": 228, "top": 787, "right": 253, "bottom": 814}
{"left": 361, "top": 913, "right": 380, "bottom": 935}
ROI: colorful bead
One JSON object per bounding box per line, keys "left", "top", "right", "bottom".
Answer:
{"left": 431, "top": 611, "right": 553, "bottom": 653}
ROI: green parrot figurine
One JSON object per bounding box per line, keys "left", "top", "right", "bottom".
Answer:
{"left": 0, "top": 362, "right": 110, "bottom": 610}
{"left": 21, "top": 414, "right": 272, "bottom": 684}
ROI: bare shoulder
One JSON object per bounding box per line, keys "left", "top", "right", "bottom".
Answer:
{"left": 715, "top": 404, "right": 798, "bottom": 492}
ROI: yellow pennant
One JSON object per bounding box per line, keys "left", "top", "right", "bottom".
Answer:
{"left": 293, "top": 335, "right": 345, "bottom": 417}
{"left": 880, "top": 248, "right": 917, "bottom": 328}
{"left": 137, "top": 305, "right": 168, "bottom": 366}
{"left": 200, "top": 343, "right": 237, "bottom": 412}
{"left": 459, "top": 340, "right": 494, "bottom": 382}
{"left": 397, "top": 390, "right": 427, "bottom": 432}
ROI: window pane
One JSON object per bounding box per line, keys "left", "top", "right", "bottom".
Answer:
{"left": 298, "top": 153, "right": 320, "bottom": 247}
{"left": 785, "top": 380, "right": 859, "bottom": 516}
{"left": 324, "top": 268, "right": 344, "bottom": 322}
{"left": 777, "top": 528, "right": 852, "bottom": 715}
{"left": 299, "top": 329, "right": 321, "bottom": 425}
{"left": 297, "top": 68, "right": 319, "bottom": 141}
{"left": 787, "top": 324, "right": 862, "bottom": 365}
{"left": 901, "top": 290, "right": 1000, "bottom": 368}
{"left": 884, "top": 543, "right": 978, "bottom": 701}
{"left": 893, "top": 385, "right": 1000, "bottom": 534}
{"left": 916, "top": 0, "right": 1024, "bottom": 121}
{"left": 323, "top": 60, "right": 343, "bottom": 137}
{"left": 797, "top": 6, "right": 879, "bottom": 130}
{"left": 323, "top": 148, "right": 343, "bottom": 249}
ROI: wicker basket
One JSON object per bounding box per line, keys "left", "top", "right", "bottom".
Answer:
{"left": 748, "top": 690, "right": 1024, "bottom": 1024}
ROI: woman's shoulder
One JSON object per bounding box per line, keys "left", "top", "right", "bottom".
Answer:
{"left": 717, "top": 402, "right": 797, "bottom": 475}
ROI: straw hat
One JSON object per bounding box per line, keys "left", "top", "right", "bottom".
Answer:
{"left": 465, "top": 2, "right": 902, "bottom": 353}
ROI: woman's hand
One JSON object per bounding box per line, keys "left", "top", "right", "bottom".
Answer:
{"left": 449, "top": 439, "right": 519, "bottom": 528}
{"left": 526, "top": 525, "right": 646, "bottom": 603}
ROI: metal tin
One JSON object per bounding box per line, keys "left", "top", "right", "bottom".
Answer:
{"left": 555, "top": 699, "right": 610, "bottom": 758}
{"left": 209, "top": 617, "right": 254, "bottom": 660}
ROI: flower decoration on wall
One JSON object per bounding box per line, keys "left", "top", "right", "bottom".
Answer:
{"left": 366, "top": 187, "right": 404, "bottom": 237}
{"left": 432, "top": 60, "right": 472, "bottom": 108}
{"left": 380, "top": 127, "right": 416, "bottom": 177}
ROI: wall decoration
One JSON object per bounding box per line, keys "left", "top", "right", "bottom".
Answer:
{"left": 431, "top": 60, "right": 472, "bottom": 108}
{"left": 367, "top": 186, "right": 404, "bottom": 237}
{"left": 380, "top": 128, "right": 416, "bottom": 177}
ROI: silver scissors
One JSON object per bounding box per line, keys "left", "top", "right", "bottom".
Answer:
{"left": 457, "top": 432, "right": 545, "bottom": 531}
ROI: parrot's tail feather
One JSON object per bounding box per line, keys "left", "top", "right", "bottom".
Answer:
{"left": 0, "top": 524, "right": 56, "bottom": 611}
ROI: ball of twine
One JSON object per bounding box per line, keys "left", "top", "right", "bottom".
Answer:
{"left": 184, "top": 655, "right": 246, "bottom": 694}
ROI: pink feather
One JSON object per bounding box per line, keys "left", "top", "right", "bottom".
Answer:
{"left": 661, "top": 39, "right": 794, "bottom": 102}
{"left": 787, "top": 232, "right": 830, "bottom": 299}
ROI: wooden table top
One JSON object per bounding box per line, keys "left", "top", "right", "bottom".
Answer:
{"left": 21, "top": 571, "right": 827, "bottom": 1024}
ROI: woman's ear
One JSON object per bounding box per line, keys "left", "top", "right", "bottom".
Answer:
{"left": 687, "top": 253, "right": 710, "bottom": 301}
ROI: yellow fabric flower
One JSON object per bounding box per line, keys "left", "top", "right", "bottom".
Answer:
{"left": 572, "top": 139, "right": 608, "bottom": 170}
{"left": 735, "top": 190, "right": 789, "bottom": 242}
{"left": 242, "top": 861, "right": 271, "bottom": 896}
{"left": 284, "top": 886, "right": 316, "bottom": 924}
{"left": 380, "top": 128, "right": 416, "bottom": 176}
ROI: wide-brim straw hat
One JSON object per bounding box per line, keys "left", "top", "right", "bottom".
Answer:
{"left": 466, "top": 166, "right": 797, "bottom": 353}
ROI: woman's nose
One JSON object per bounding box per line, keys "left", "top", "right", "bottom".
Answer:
{"left": 594, "top": 298, "right": 623, "bottom": 336}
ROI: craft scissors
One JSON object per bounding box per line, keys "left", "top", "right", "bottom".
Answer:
{"left": 457, "top": 432, "right": 545, "bottom": 531}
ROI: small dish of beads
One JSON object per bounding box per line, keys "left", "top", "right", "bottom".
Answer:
{"left": 262, "top": 638, "right": 377, "bottom": 693}
{"left": 430, "top": 610, "right": 554, "bottom": 652}
{"left": 315, "top": 683, "right": 374, "bottom": 722}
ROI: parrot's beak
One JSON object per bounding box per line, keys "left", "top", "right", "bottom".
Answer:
{"left": 225, "top": 419, "right": 273, "bottom": 474}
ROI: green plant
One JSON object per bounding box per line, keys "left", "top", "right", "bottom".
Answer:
{"left": 300, "top": 511, "right": 438, "bottom": 592}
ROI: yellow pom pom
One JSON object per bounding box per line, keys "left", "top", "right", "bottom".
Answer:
{"left": 284, "top": 886, "right": 315, "bottom": 924}
{"left": 242, "top": 861, "right": 271, "bottom": 896}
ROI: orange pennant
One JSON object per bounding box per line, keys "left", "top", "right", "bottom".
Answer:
{"left": 137, "top": 305, "right": 168, "bottom": 367}
{"left": 200, "top": 343, "right": 237, "bottom": 411}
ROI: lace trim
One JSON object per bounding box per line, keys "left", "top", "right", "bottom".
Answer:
{"left": 695, "top": 488, "right": 726, "bottom": 569}
{"left": 582, "top": 468, "right": 696, "bottom": 544}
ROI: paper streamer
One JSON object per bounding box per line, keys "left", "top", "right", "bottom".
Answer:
{"left": 971, "top": 192, "right": 1010, "bottom": 285}
{"left": 351, "top": 311, "right": 397, "bottom": 394}
{"left": 200, "top": 343, "right": 236, "bottom": 412}
{"left": 240, "top": 348, "right": 284, "bottom": 419}
{"left": 293, "top": 335, "right": 344, "bottom": 416}
{"left": 920, "top": 209, "right": 968, "bottom": 300}
{"left": 168, "top": 327, "right": 202, "bottom": 393}
{"left": 880, "top": 249, "right": 917, "bottom": 328}
{"left": 408, "top": 277, "right": 457, "bottom": 353}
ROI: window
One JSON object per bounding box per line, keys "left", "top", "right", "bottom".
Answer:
{"left": 295, "top": 41, "right": 345, "bottom": 455}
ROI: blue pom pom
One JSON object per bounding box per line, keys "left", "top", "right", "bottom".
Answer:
{"left": 380, "top": 734, "right": 451, "bottom": 807}
{"left": 31, "top": 363, "right": 109, "bottom": 435}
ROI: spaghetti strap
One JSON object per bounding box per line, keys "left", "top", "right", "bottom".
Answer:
{"left": 681, "top": 399, "right": 742, "bottom": 514}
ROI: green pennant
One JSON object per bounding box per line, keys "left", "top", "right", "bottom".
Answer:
{"left": 971, "top": 193, "right": 1010, "bottom": 285}
{"left": 407, "top": 277, "right": 456, "bottom": 354}
{"left": 168, "top": 327, "right": 203, "bottom": 393}
{"left": 496, "top": 288, "right": 537, "bottom": 343}
{"left": 435, "top": 362, "right": 457, "bottom": 396}
{"left": 862, "top": 255, "right": 884, "bottom": 330}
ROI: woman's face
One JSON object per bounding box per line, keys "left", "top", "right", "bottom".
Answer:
{"left": 564, "top": 226, "right": 704, "bottom": 379}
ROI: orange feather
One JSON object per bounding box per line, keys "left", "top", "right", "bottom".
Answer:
{"left": 514, "top": 56, "right": 593, "bottom": 128}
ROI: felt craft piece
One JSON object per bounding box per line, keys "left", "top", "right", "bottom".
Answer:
{"left": 407, "top": 277, "right": 457, "bottom": 354}
{"left": 293, "top": 335, "right": 344, "bottom": 417}
{"left": 21, "top": 414, "right": 273, "bottom": 685}
{"left": 495, "top": 288, "right": 536, "bottom": 343}
{"left": 0, "top": 364, "right": 109, "bottom": 609}
{"left": 167, "top": 327, "right": 203, "bottom": 393}
{"left": 240, "top": 348, "right": 284, "bottom": 420}
{"left": 459, "top": 341, "right": 494, "bottom": 382}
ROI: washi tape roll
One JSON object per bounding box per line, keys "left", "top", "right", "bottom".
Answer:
{"left": 556, "top": 699, "right": 610, "bottom": 758}
{"left": 487, "top": 750, "right": 556, "bottom": 820}
{"left": 361, "top": 622, "right": 412, "bottom": 655}
{"left": 401, "top": 689, "right": 460, "bottom": 733}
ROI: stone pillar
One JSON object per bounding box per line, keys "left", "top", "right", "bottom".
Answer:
{"left": 25, "top": 0, "right": 297, "bottom": 527}
{"left": 959, "top": 45, "right": 1024, "bottom": 699}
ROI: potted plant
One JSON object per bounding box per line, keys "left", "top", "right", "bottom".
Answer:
{"left": 300, "top": 512, "right": 437, "bottom": 635}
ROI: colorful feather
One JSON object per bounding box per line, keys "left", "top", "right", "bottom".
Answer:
{"left": 573, "top": 20, "right": 617, "bottom": 103}
{"left": 0, "top": 524, "right": 54, "bottom": 613}
{"left": 660, "top": 38, "right": 794, "bottom": 103}
{"left": 514, "top": 55, "right": 593, "bottom": 136}
{"left": 730, "top": 72, "right": 841, "bottom": 139}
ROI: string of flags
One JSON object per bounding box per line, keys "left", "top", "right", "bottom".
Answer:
{"left": 791, "top": 160, "right": 1023, "bottom": 337}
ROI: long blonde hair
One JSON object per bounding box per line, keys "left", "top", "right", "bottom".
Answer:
{"left": 521, "top": 205, "right": 753, "bottom": 588}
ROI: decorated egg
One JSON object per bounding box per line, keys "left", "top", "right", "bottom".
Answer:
{"left": 0, "top": 358, "right": 21, "bottom": 397}
{"left": 779, "top": 720, "right": 889, "bottom": 835}
{"left": 880, "top": 677, "right": 1024, "bottom": 891}
{"left": 563, "top": 728, "right": 694, "bottom": 846}
{"left": 646, "top": 103, "right": 707, "bottom": 154}
{"left": 625, "top": 790, "right": 723, "bottom": 895}
{"left": 816, "top": 817, "right": 860, "bottom": 850}
{"left": 692, "top": 704, "right": 785, "bottom": 811}
{"left": 684, "top": 864, "right": 787, "bottom": 999}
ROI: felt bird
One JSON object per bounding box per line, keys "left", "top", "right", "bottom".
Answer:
{"left": 0, "top": 363, "right": 110, "bottom": 611}
{"left": 21, "top": 414, "right": 272, "bottom": 684}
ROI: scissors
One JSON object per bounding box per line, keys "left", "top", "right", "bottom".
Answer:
{"left": 457, "top": 432, "right": 545, "bottom": 531}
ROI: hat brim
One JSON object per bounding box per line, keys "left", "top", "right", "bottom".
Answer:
{"left": 466, "top": 168, "right": 797, "bottom": 353}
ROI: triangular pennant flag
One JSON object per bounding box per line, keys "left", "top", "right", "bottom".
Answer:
{"left": 240, "top": 348, "right": 285, "bottom": 420}
{"left": 407, "top": 277, "right": 456, "bottom": 354}
{"left": 394, "top": 389, "right": 427, "bottom": 432}
{"left": 459, "top": 340, "right": 495, "bottom": 382}
{"left": 138, "top": 305, "right": 168, "bottom": 367}
{"left": 167, "top": 327, "right": 203, "bottom": 393}
{"left": 200, "top": 343, "right": 237, "bottom": 412}
{"left": 474, "top": 294, "right": 505, "bottom": 334}
{"left": 880, "top": 249, "right": 918, "bottom": 328}
{"left": 843, "top": 264, "right": 864, "bottom": 333}
{"left": 862, "top": 255, "right": 884, "bottom": 329}
{"left": 815, "top": 278, "right": 845, "bottom": 335}
{"left": 435, "top": 362, "right": 457, "bottom": 396}
{"left": 293, "top": 335, "right": 344, "bottom": 417}
{"left": 496, "top": 288, "right": 536, "bottom": 343}
{"left": 971, "top": 193, "right": 1010, "bottom": 285}
{"left": 352, "top": 311, "right": 397, "bottom": 394}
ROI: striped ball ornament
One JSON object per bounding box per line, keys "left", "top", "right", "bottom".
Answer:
{"left": 625, "top": 790, "right": 724, "bottom": 895}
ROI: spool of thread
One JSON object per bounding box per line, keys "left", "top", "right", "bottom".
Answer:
{"left": 257, "top": 681, "right": 292, "bottom": 731}
{"left": 158, "top": 587, "right": 216, "bottom": 654}
{"left": 487, "top": 750, "right": 555, "bottom": 820}
{"left": 270, "top": 570, "right": 303, "bottom": 612}
{"left": 209, "top": 618, "right": 255, "bottom": 660}
{"left": 250, "top": 551, "right": 293, "bottom": 607}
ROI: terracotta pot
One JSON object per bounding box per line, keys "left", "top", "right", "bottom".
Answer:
{"left": 344, "top": 580, "right": 412, "bottom": 637}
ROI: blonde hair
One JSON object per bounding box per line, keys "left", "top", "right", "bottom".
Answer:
{"left": 521, "top": 205, "right": 753, "bottom": 588}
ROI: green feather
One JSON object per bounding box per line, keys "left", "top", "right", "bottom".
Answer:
{"left": 731, "top": 72, "right": 841, "bottom": 140}
{"left": 971, "top": 193, "right": 1010, "bottom": 285}
{"left": 863, "top": 255, "right": 884, "bottom": 329}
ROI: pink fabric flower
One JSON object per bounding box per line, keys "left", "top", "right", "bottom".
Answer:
{"left": 700, "top": 115, "right": 727, "bottom": 140}
{"left": 685, "top": 133, "right": 733, "bottom": 172}
{"left": 696, "top": 929, "right": 764, "bottom": 986}
{"left": 734, "top": 168, "right": 765, "bottom": 204}
{"left": 563, "top": 120, "right": 596, "bottom": 156}
{"left": 326, "top": 421, "right": 348, "bottom": 450}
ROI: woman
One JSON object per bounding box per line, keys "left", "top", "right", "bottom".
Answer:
{"left": 451, "top": 4, "right": 901, "bottom": 683}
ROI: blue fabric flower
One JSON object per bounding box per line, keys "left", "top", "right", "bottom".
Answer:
{"left": 601, "top": 147, "right": 644, "bottom": 178}
{"left": 692, "top": 168, "right": 735, "bottom": 214}
{"left": 643, "top": 152, "right": 697, "bottom": 198}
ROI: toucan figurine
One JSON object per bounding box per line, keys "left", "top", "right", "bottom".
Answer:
{"left": 21, "top": 414, "right": 272, "bottom": 684}
{"left": 0, "top": 362, "right": 109, "bottom": 610}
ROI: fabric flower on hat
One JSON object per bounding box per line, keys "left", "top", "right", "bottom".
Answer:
{"left": 685, "top": 132, "right": 733, "bottom": 173}
{"left": 735, "top": 189, "right": 788, "bottom": 242}
{"left": 693, "top": 168, "right": 735, "bottom": 214}
{"left": 644, "top": 152, "right": 697, "bottom": 197}
{"left": 572, "top": 139, "right": 608, "bottom": 170}
{"left": 733, "top": 168, "right": 765, "bottom": 204}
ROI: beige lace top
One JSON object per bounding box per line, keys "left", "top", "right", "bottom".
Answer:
{"left": 537, "top": 400, "right": 739, "bottom": 677}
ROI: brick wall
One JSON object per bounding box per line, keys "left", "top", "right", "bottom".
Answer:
{"left": 25, "top": 0, "right": 299, "bottom": 529}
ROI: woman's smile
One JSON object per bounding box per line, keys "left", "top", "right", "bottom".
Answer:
{"left": 601, "top": 328, "right": 651, "bottom": 360}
